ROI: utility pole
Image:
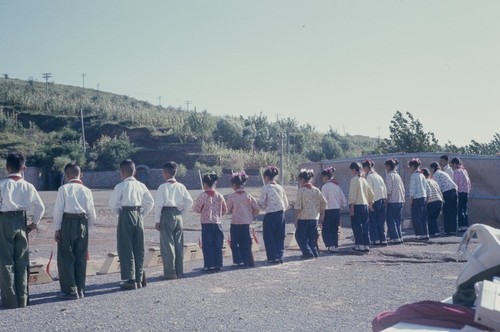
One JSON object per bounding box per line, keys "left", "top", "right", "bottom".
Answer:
{"left": 185, "top": 100, "right": 191, "bottom": 112}
{"left": 159, "top": 96, "right": 162, "bottom": 107}
{"left": 278, "top": 132, "right": 287, "bottom": 185}
{"left": 81, "top": 73, "right": 86, "bottom": 88}
{"left": 42, "top": 73, "right": 51, "bottom": 100}
{"left": 80, "top": 108, "right": 86, "bottom": 154}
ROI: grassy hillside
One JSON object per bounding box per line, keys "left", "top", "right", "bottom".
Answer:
{"left": 0, "top": 77, "right": 379, "bottom": 181}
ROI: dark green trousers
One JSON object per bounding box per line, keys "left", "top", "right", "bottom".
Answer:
{"left": 117, "top": 208, "right": 144, "bottom": 282}
{"left": 0, "top": 212, "right": 29, "bottom": 308}
{"left": 57, "top": 214, "right": 88, "bottom": 294}
{"left": 160, "top": 207, "right": 184, "bottom": 278}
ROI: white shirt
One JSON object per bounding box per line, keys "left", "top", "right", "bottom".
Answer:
{"left": 442, "top": 165, "right": 454, "bottom": 179}
{"left": 0, "top": 173, "right": 45, "bottom": 224}
{"left": 258, "top": 182, "right": 289, "bottom": 213}
{"left": 321, "top": 181, "right": 347, "bottom": 210}
{"left": 53, "top": 179, "right": 97, "bottom": 231}
{"left": 366, "top": 171, "right": 387, "bottom": 201}
{"left": 154, "top": 179, "right": 193, "bottom": 223}
{"left": 109, "top": 176, "right": 154, "bottom": 216}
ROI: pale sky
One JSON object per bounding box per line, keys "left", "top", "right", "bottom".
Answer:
{"left": 1, "top": 0, "right": 499, "bottom": 146}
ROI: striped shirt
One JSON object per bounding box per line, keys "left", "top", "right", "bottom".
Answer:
{"left": 426, "top": 179, "right": 443, "bottom": 203}
{"left": 385, "top": 170, "right": 405, "bottom": 203}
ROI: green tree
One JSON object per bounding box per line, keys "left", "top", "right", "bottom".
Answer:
{"left": 186, "top": 110, "right": 216, "bottom": 143}
{"left": 377, "top": 111, "right": 439, "bottom": 153}
{"left": 91, "top": 132, "right": 136, "bottom": 170}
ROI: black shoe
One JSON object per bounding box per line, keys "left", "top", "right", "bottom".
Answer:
{"left": 120, "top": 280, "right": 137, "bottom": 291}
{"left": 78, "top": 290, "right": 85, "bottom": 298}
{"left": 59, "top": 292, "right": 79, "bottom": 300}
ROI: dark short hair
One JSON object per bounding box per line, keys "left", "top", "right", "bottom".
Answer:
{"left": 202, "top": 172, "right": 219, "bottom": 187}
{"left": 64, "top": 162, "right": 81, "bottom": 177}
{"left": 163, "top": 161, "right": 178, "bottom": 176}
{"left": 421, "top": 168, "right": 430, "bottom": 178}
{"left": 120, "top": 159, "right": 135, "bottom": 175}
{"left": 349, "top": 162, "right": 361, "bottom": 173}
{"left": 440, "top": 155, "right": 449, "bottom": 162}
{"left": 429, "top": 162, "right": 441, "bottom": 172}
{"left": 450, "top": 157, "right": 461, "bottom": 165}
{"left": 6, "top": 152, "right": 26, "bottom": 172}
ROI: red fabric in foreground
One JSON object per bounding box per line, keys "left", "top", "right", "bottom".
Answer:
{"left": 372, "top": 300, "right": 493, "bottom": 332}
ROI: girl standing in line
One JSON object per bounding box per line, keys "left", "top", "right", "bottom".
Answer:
{"left": 362, "top": 160, "right": 388, "bottom": 247}
{"left": 258, "top": 166, "right": 289, "bottom": 264}
{"left": 193, "top": 172, "right": 227, "bottom": 272}
{"left": 408, "top": 159, "right": 431, "bottom": 241}
{"left": 384, "top": 159, "right": 405, "bottom": 244}
{"left": 320, "top": 167, "right": 347, "bottom": 253}
{"left": 226, "top": 171, "right": 260, "bottom": 268}
{"left": 421, "top": 168, "right": 443, "bottom": 237}
{"left": 429, "top": 162, "right": 458, "bottom": 236}
{"left": 348, "top": 162, "right": 374, "bottom": 253}
{"left": 294, "top": 169, "right": 327, "bottom": 258}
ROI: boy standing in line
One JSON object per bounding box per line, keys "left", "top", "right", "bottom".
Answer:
{"left": 109, "top": 159, "right": 154, "bottom": 290}
{"left": 154, "top": 162, "right": 193, "bottom": 280}
{"left": 53, "top": 163, "right": 96, "bottom": 299}
{"left": 0, "top": 152, "right": 45, "bottom": 309}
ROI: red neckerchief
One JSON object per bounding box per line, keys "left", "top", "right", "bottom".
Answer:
{"left": 302, "top": 183, "right": 313, "bottom": 189}
{"left": 328, "top": 179, "right": 339, "bottom": 185}
{"left": 235, "top": 189, "right": 246, "bottom": 195}
{"left": 268, "top": 181, "right": 277, "bottom": 185}
{"left": 8, "top": 174, "right": 22, "bottom": 181}
{"left": 70, "top": 179, "right": 83, "bottom": 185}
{"left": 167, "top": 178, "right": 177, "bottom": 184}
{"left": 205, "top": 189, "right": 216, "bottom": 197}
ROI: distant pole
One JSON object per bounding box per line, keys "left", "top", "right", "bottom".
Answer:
{"left": 185, "top": 100, "right": 191, "bottom": 112}
{"left": 80, "top": 108, "right": 86, "bottom": 154}
{"left": 81, "top": 73, "right": 86, "bottom": 88}
{"left": 279, "top": 132, "right": 285, "bottom": 185}
{"left": 159, "top": 96, "right": 162, "bottom": 107}
{"left": 42, "top": 73, "right": 51, "bottom": 100}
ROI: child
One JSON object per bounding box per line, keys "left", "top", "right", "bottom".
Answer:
{"left": 109, "top": 159, "right": 154, "bottom": 290}
{"left": 421, "top": 168, "right": 443, "bottom": 237}
{"left": 408, "top": 158, "right": 431, "bottom": 240}
{"left": 193, "top": 172, "right": 227, "bottom": 272}
{"left": 53, "top": 163, "right": 96, "bottom": 299}
{"left": 320, "top": 167, "right": 347, "bottom": 253}
{"left": 384, "top": 158, "right": 405, "bottom": 244}
{"left": 450, "top": 157, "right": 471, "bottom": 232}
{"left": 429, "top": 162, "right": 458, "bottom": 235}
{"left": 348, "top": 162, "right": 374, "bottom": 252}
{"left": 0, "top": 152, "right": 45, "bottom": 309}
{"left": 362, "top": 160, "right": 388, "bottom": 247}
{"left": 226, "top": 171, "right": 260, "bottom": 268}
{"left": 258, "top": 166, "right": 289, "bottom": 264}
{"left": 294, "top": 169, "right": 327, "bottom": 258}
{"left": 154, "top": 161, "right": 193, "bottom": 280}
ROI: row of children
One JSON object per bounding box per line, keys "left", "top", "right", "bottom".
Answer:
{"left": 0, "top": 152, "right": 291, "bottom": 308}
